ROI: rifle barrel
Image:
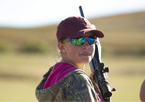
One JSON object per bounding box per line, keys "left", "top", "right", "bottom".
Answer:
{"left": 79, "top": 6, "right": 85, "bottom": 17}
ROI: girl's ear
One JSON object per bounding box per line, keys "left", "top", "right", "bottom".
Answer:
{"left": 58, "top": 42, "right": 66, "bottom": 53}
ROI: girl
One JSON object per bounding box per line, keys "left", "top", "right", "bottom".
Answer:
{"left": 35, "top": 16, "right": 104, "bottom": 102}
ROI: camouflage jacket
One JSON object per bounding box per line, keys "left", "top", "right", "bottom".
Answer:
{"left": 35, "top": 69, "right": 102, "bottom": 102}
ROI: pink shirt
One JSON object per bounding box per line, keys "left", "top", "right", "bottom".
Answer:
{"left": 43, "top": 62, "right": 77, "bottom": 89}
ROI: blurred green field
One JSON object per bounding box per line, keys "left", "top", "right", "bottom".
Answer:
{"left": 0, "top": 11, "right": 145, "bottom": 102}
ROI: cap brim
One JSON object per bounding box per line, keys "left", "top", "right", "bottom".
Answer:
{"left": 84, "top": 29, "right": 104, "bottom": 38}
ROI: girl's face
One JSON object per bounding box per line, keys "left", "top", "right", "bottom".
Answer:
{"left": 58, "top": 31, "right": 96, "bottom": 68}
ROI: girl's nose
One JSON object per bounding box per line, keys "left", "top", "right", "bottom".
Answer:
{"left": 82, "top": 39, "right": 91, "bottom": 49}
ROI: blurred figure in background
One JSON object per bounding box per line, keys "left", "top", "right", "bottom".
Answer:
{"left": 140, "top": 79, "right": 145, "bottom": 102}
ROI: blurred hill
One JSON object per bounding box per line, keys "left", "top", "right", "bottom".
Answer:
{"left": 0, "top": 11, "right": 145, "bottom": 56}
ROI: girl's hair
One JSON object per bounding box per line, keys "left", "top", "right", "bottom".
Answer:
{"left": 43, "top": 38, "right": 65, "bottom": 79}
{"left": 43, "top": 48, "right": 62, "bottom": 79}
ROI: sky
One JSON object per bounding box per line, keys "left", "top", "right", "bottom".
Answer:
{"left": 0, "top": 0, "right": 145, "bottom": 28}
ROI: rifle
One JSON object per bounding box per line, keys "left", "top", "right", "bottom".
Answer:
{"left": 79, "top": 6, "right": 116, "bottom": 101}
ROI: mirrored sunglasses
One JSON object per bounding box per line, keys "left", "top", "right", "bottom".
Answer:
{"left": 63, "top": 36, "right": 97, "bottom": 45}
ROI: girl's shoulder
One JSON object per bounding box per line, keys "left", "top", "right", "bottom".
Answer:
{"left": 60, "top": 69, "right": 100, "bottom": 101}
{"left": 63, "top": 69, "right": 92, "bottom": 86}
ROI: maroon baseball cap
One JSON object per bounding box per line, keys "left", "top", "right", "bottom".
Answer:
{"left": 56, "top": 16, "right": 104, "bottom": 41}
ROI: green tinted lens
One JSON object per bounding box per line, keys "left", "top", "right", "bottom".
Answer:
{"left": 70, "top": 37, "right": 85, "bottom": 45}
{"left": 88, "top": 37, "right": 97, "bottom": 45}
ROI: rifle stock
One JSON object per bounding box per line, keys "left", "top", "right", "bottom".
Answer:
{"left": 79, "top": 5, "right": 115, "bottom": 101}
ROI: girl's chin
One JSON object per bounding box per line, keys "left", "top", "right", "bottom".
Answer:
{"left": 79, "top": 59, "right": 91, "bottom": 64}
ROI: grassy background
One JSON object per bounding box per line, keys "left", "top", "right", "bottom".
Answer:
{"left": 0, "top": 11, "right": 145, "bottom": 101}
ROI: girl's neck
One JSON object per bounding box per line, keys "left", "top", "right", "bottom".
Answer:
{"left": 60, "top": 59, "right": 85, "bottom": 70}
